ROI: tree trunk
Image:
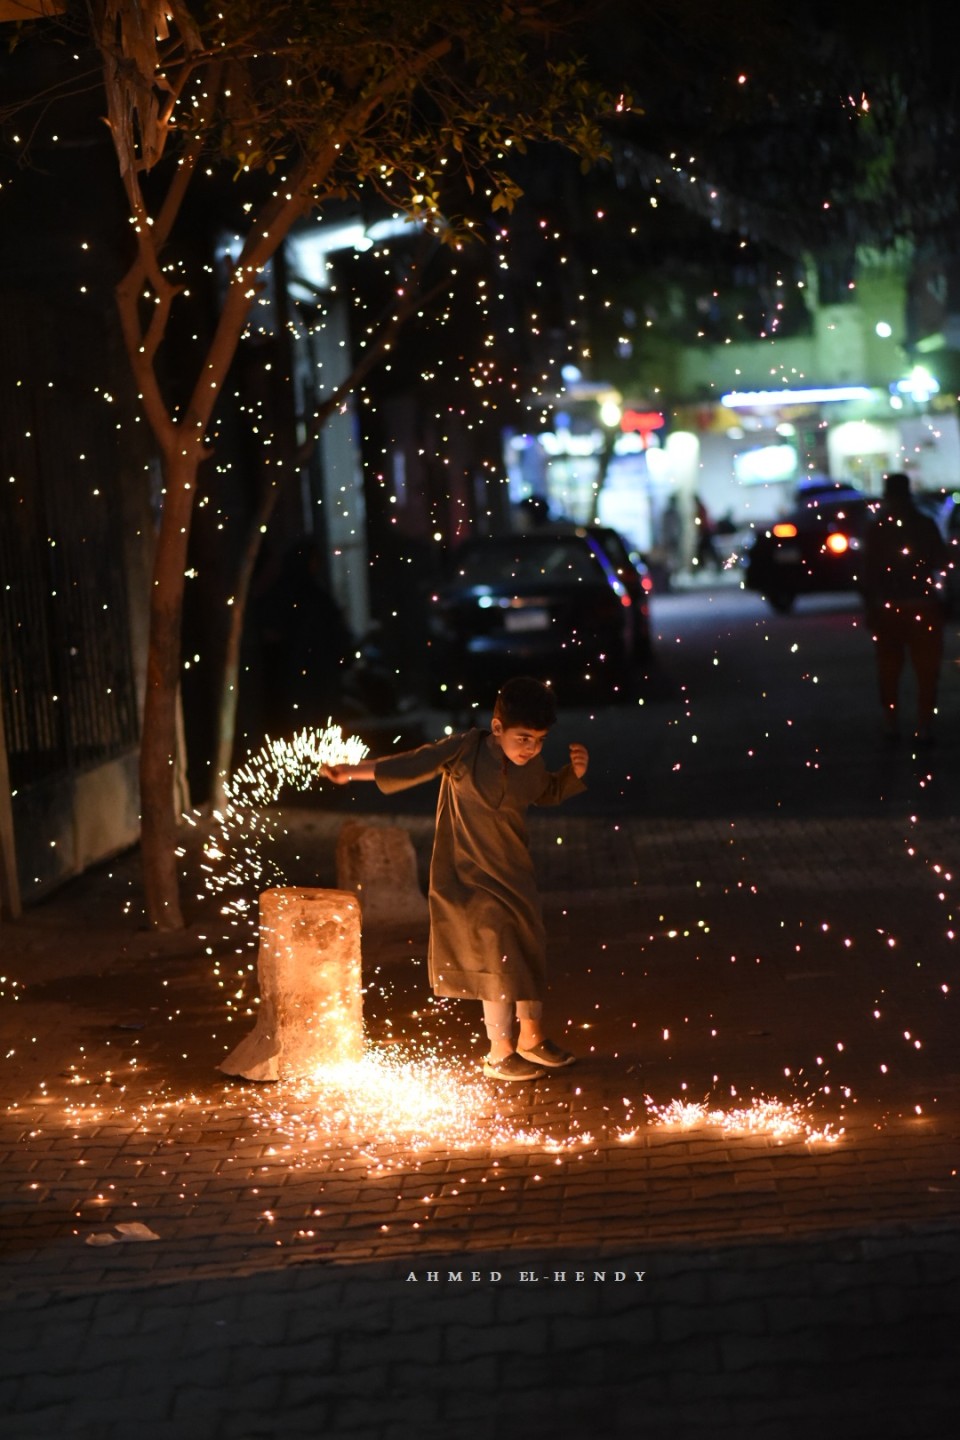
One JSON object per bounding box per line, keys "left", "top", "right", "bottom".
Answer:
{"left": 588, "top": 428, "right": 618, "bottom": 526}
{"left": 210, "top": 478, "right": 281, "bottom": 812}
{"left": 139, "top": 450, "right": 198, "bottom": 929}
{"left": 135, "top": 271, "right": 265, "bottom": 926}
{"left": 208, "top": 261, "right": 451, "bottom": 812}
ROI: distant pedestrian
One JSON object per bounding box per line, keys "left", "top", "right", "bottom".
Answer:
{"left": 860, "top": 471, "right": 949, "bottom": 743}
{"left": 658, "top": 494, "right": 683, "bottom": 584}
{"left": 320, "top": 677, "right": 588, "bottom": 1080}
{"left": 693, "top": 493, "right": 720, "bottom": 571}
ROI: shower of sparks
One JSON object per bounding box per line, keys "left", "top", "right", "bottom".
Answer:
{"left": 178, "top": 724, "right": 368, "bottom": 1024}
{"left": 240, "top": 1045, "right": 593, "bottom": 1161}
{"left": 227, "top": 727, "right": 368, "bottom": 811}
{"left": 45, "top": 1047, "right": 599, "bottom": 1167}
{"left": 641, "top": 1094, "right": 843, "bottom": 1145}
{"left": 185, "top": 725, "right": 367, "bottom": 904}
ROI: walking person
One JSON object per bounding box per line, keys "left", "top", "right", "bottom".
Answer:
{"left": 320, "top": 676, "right": 589, "bottom": 1080}
{"left": 693, "top": 493, "right": 720, "bottom": 571}
{"left": 658, "top": 494, "right": 683, "bottom": 589}
{"left": 860, "top": 471, "right": 949, "bottom": 744}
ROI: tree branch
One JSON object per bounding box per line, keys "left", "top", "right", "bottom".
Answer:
{"left": 299, "top": 272, "right": 451, "bottom": 461}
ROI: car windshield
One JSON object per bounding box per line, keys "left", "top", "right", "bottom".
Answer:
{"left": 452, "top": 539, "right": 603, "bottom": 587}
{"left": 798, "top": 496, "right": 868, "bottom": 520}
{"left": 796, "top": 483, "right": 863, "bottom": 502}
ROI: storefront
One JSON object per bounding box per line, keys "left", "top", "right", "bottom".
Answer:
{"left": 503, "top": 374, "right": 669, "bottom": 556}
{"left": 662, "top": 374, "right": 960, "bottom": 539}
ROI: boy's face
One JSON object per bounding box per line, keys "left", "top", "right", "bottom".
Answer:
{"left": 491, "top": 718, "right": 549, "bottom": 766}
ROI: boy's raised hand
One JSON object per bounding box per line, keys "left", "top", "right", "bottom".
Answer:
{"left": 319, "top": 758, "right": 377, "bottom": 784}
{"left": 569, "top": 743, "right": 589, "bottom": 778}
{"left": 319, "top": 762, "right": 351, "bottom": 784}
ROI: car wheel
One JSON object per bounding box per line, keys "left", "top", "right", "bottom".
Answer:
{"left": 633, "top": 627, "right": 653, "bottom": 667}
{"left": 767, "top": 590, "right": 795, "bottom": 614}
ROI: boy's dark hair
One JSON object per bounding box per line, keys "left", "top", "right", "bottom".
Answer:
{"left": 493, "top": 676, "right": 557, "bottom": 730}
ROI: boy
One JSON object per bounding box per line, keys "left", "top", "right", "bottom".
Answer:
{"left": 320, "top": 676, "right": 589, "bottom": 1080}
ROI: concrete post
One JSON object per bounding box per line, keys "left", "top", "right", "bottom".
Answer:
{"left": 335, "top": 821, "right": 428, "bottom": 927}
{"left": 219, "top": 887, "right": 363, "bottom": 1082}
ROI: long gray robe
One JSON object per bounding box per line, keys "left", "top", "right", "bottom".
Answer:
{"left": 374, "top": 729, "right": 586, "bottom": 1002}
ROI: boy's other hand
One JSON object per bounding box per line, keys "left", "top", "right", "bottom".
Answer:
{"left": 569, "top": 743, "right": 589, "bottom": 778}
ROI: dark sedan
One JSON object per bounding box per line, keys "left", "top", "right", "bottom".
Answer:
{"left": 743, "top": 483, "right": 872, "bottom": 612}
{"left": 426, "top": 526, "right": 653, "bottom": 704}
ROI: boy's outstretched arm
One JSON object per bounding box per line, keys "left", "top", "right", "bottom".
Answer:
{"left": 569, "top": 743, "right": 589, "bottom": 778}
{"left": 320, "top": 759, "right": 378, "bottom": 784}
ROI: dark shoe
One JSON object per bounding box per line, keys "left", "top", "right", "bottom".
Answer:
{"left": 516, "top": 1038, "right": 577, "bottom": 1068}
{"left": 482, "top": 1052, "right": 542, "bottom": 1081}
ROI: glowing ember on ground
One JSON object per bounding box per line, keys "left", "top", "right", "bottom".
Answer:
{"left": 242, "top": 1045, "right": 590, "bottom": 1158}
{"left": 641, "top": 1094, "right": 843, "bottom": 1145}
{"left": 45, "top": 1047, "right": 597, "bottom": 1166}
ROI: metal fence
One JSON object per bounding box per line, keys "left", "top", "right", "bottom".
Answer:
{"left": 0, "top": 310, "right": 139, "bottom": 792}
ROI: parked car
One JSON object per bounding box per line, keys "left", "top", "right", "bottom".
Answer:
{"left": 426, "top": 526, "right": 653, "bottom": 703}
{"left": 743, "top": 483, "right": 872, "bottom": 612}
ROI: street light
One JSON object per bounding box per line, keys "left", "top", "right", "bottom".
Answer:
{"left": 590, "top": 396, "right": 624, "bottom": 524}
{"left": 893, "top": 366, "right": 939, "bottom": 405}
{"left": 599, "top": 397, "right": 623, "bottom": 430}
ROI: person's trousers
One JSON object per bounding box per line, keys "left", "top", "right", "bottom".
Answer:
{"left": 482, "top": 999, "right": 543, "bottom": 1043}
{"left": 872, "top": 600, "right": 944, "bottom": 729}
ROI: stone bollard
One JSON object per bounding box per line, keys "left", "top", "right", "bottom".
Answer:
{"left": 218, "top": 888, "right": 363, "bottom": 1082}
{"left": 335, "top": 821, "right": 428, "bottom": 927}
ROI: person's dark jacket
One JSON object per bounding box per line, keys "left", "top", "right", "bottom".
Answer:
{"left": 861, "top": 500, "right": 948, "bottom": 609}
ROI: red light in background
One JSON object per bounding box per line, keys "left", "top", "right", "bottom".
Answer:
{"left": 772, "top": 522, "right": 798, "bottom": 538}
{"left": 825, "top": 532, "right": 850, "bottom": 555}
{"left": 621, "top": 409, "right": 665, "bottom": 439}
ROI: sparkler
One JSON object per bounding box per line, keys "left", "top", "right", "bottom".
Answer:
{"left": 193, "top": 724, "right": 368, "bottom": 900}
{"left": 184, "top": 722, "right": 366, "bottom": 924}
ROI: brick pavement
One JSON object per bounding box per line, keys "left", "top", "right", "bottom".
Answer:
{"left": 2, "top": 810, "right": 959, "bottom": 1437}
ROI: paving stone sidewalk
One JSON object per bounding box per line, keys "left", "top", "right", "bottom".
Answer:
{"left": 1, "top": 810, "right": 959, "bottom": 1438}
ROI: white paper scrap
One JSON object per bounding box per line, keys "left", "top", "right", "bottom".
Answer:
{"left": 84, "top": 1222, "right": 160, "bottom": 1246}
